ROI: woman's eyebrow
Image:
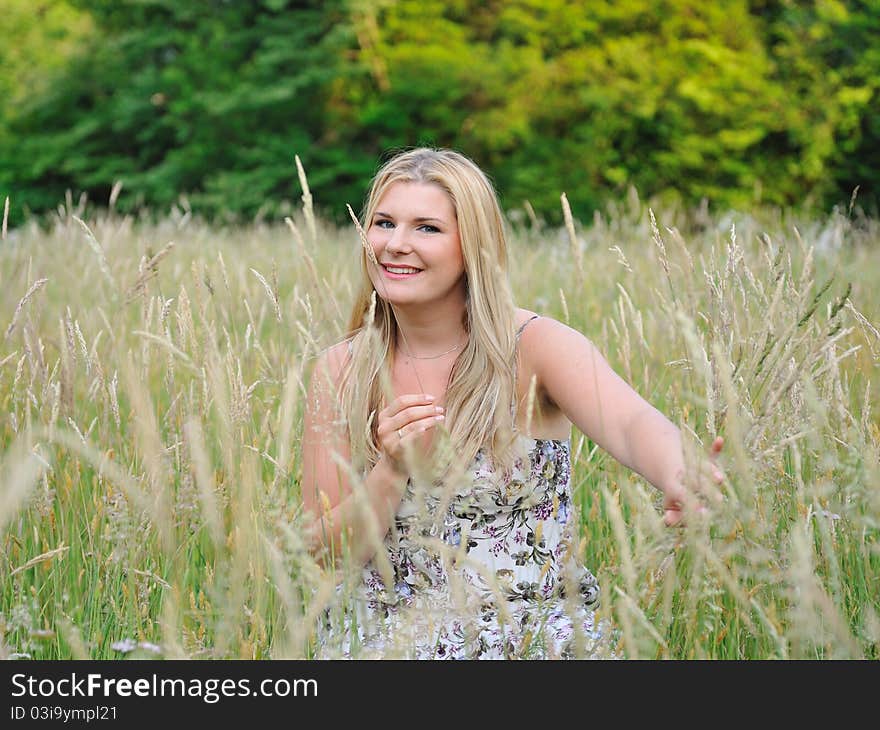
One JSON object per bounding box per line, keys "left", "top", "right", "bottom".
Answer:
{"left": 374, "top": 211, "right": 445, "bottom": 224}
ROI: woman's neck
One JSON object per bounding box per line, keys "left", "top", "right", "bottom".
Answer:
{"left": 392, "top": 300, "right": 468, "bottom": 357}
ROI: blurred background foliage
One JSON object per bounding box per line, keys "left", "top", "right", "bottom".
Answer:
{"left": 1, "top": 0, "right": 878, "bottom": 225}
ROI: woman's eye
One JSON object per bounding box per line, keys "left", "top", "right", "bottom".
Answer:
{"left": 419, "top": 224, "right": 440, "bottom": 233}
{"left": 374, "top": 219, "right": 394, "bottom": 229}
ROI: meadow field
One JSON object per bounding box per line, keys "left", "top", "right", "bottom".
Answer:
{"left": 0, "top": 187, "right": 878, "bottom": 660}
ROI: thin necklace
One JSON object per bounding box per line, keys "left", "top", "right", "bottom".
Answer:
{"left": 401, "top": 336, "right": 466, "bottom": 360}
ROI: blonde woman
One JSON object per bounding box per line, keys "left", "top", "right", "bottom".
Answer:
{"left": 301, "top": 147, "right": 724, "bottom": 659}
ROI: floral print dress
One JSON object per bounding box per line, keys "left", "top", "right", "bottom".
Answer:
{"left": 314, "top": 318, "right": 613, "bottom": 659}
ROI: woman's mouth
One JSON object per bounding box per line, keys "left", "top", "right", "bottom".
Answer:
{"left": 381, "top": 264, "right": 422, "bottom": 279}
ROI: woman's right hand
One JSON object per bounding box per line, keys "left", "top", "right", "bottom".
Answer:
{"left": 376, "top": 393, "right": 445, "bottom": 474}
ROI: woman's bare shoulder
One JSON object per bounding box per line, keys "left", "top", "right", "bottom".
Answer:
{"left": 513, "top": 307, "right": 558, "bottom": 367}
{"left": 514, "top": 306, "right": 542, "bottom": 331}
{"left": 309, "top": 338, "right": 353, "bottom": 386}
{"left": 513, "top": 309, "right": 590, "bottom": 364}
{"left": 514, "top": 307, "right": 565, "bottom": 339}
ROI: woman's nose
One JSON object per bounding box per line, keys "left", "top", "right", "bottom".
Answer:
{"left": 384, "top": 226, "right": 411, "bottom": 253}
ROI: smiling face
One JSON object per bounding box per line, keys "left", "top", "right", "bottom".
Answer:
{"left": 366, "top": 181, "right": 467, "bottom": 308}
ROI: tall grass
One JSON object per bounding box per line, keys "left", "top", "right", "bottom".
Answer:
{"left": 0, "top": 185, "right": 877, "bottom": 659}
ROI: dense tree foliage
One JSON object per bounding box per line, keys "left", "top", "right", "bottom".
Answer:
{"left": 1, "top": 0, "right": 877, "bottom": 225}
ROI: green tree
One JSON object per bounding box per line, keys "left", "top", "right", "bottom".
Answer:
{"left": 0, "top": 1, "right": 94, "bottom": 120}
{"left": 3, "top": 0, "right": 877, "bottom": 223}
{"left": 2, "top": 0, "right": 367, "bottom": 222}
{"left": 335, "top": 1, "right": 816, "bottom": 218}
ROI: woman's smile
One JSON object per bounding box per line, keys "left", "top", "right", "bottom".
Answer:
{"left": 381, "top": 263, "right": 422, "bottom": 279}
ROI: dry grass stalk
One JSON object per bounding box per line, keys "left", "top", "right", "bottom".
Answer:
{"left": 561, "top": 192, "right": 583, "bottom": 280}
{"left": 126, "top": 240, "right": 176, "bottom": 303}
{"left": 250, "top": 267, "right": 282, "bottom": 323}
{"left": 109, "top": 181, "right": 123, "bottom": 209}
{"left": 72, "top": 216, "right": 115, "bottom": 290}
{"left": 9, "top": 544, "right": 69, "bottom": 577}
{"left": 5, "top": 278, "right": 49, "bottom": 340}
{"left": 295, "top": 155, "right": 317, "bottom": 243}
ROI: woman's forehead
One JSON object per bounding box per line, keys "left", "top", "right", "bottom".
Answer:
{"left": 376, "top": 181, "right": 456, "bottom": 219}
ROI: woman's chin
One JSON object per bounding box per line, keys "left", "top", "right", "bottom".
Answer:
{"left": 372, "top": 289, "right": 426, "bottom": 307}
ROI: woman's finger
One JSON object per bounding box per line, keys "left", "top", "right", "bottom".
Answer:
{"left": 677, "top": 461, "right": 724, "bottom": 503}
{"left": 383, "top": 393, "right": 436, "bottom": 420}
{"left": 380, "top": 412, "right": 444, "bottom": 452}
{"left": 702, "top": 466, "right": 725, "bottom": 502}
{"left": 664, "top": 509, "right": 681, "bottom": 527}
{"left": 394, "top": 412, "right": 445, "bottom": 441}
{"left": 665, "top": 500, "right": 710, "bottom": 528}
{"left": 383, "top": 412, "right": 445, "bottom": 472}
{"left": 664, "top": 504, "right": 707, "bottom": 524}
{"left": 386, "top": 403, "right": 445, "bottom": 433}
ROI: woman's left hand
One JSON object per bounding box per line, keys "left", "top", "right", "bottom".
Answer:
{"left": 663, "top": 436, "right": 725, "bottom": 527}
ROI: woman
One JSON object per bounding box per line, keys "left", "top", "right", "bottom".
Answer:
{"left": 301, "top": 148, "right": 723, "bottom": 659}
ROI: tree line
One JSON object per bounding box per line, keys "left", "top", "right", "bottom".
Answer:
{"left": 1, "top": 0, "right": 878, "bottom": 226}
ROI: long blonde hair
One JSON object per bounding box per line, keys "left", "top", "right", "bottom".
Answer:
{"left": 339, "top": 148, "right": 519, "bottom": 480}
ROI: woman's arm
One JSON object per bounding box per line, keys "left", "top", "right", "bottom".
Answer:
{"left": 520, "top": 317, "right": 722, "bottom": 522}
{"left": 300, "top": 344, "right": 408, "bottom": 568}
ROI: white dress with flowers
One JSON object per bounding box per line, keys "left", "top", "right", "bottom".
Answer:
{"left": 314, "top": 318, "right": 612, "bottom": 659}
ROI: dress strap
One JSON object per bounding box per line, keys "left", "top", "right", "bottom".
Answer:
{"left": 510, "top": 314, "right": 540, "bottom": 422}
{"left": 515, "top": 314, "right": 540, "bottom": 342}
